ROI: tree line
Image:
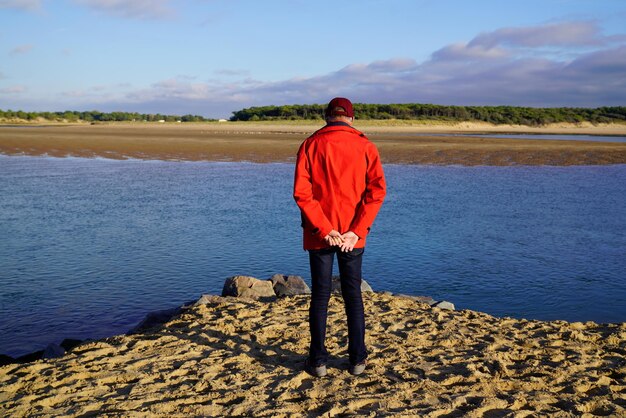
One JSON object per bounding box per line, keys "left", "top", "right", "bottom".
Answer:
{"left": 230, "top": 104, "right": 626, "bottom": 125}
{"left": 0, "top": 109, "right": 213, "bottom": 123}
{"left": 3, "top": 105, "right": 625, "bottom": 125}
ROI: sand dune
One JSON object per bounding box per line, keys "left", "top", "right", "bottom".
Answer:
{"left": 1, "top": 293, "right": 624, "bottom": 417}
{"left": 1, "top": 122, "right": 626, "bottom": 165}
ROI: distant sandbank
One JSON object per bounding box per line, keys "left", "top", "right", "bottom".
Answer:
{"left": 1, "top": 121, "right": 626, "bottom": 165}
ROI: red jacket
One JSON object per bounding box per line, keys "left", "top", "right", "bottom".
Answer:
{"left": 293, "top": 123, "right": 386, "bottom": 250}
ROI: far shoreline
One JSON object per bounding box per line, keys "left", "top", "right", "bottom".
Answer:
{"left": 1, "top": 121, "right": 626, "bottom": 166}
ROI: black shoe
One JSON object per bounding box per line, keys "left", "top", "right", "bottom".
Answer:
{"left": 349, "top": 360, "right": 367, "bottom": 376}
{"left": 304, "top": 359, "right": 327, "bottom": 377}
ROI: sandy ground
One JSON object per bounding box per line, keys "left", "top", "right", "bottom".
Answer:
{"left": 1, "top": 122, "right": 626, "bottom": 165}
{"left": 1, "top": 293, "right": 624, "bottom": 417}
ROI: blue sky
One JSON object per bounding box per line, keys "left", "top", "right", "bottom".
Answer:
{"left": 1, "top": 0, "right": 625, "bottom": 118}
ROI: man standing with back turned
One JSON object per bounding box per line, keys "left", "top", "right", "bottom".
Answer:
{"left": 293, "top": 97, "right": 386, "bottom": 377}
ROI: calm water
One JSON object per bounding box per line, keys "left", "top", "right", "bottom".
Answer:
{"left": 467, "top": 134, "right": 626, "bottom": 143}
{"left": 390, "top": 132, "right": 626, "bottom": 142}
{"left": 1, "top": 155, "right": 625, "bottom": 356}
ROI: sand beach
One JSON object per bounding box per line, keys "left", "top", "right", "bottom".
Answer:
{"left": 1, "top": 121, "right": 626, "bottom": 165}
{"left": 1, "top": 292, "right": 624, "bottom": 417}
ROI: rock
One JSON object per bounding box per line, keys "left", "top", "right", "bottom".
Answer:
{"left": 16, "top": 350, "right": 43, "bottom": 363}
{"left": 222, "top": 275, "right": 276, "bottom": 300}
{"left": 269, "top": 274, "right": 311, "bottom": 296}
{"left": 42, "top": 343, "right": 66, "bottom": 359}
{"left": 194, "top": 294, "right": 225, "bottom": 306}
{"left": 60, "top": 338, "right": 83, "bottom": 352}
{"left": 432, "top": 301, "right": 455, "bottom": 310}
{"left": 394, "top": 294, "right": 437, "bottom": 305}
{"left": 331, "top": 276, "right": 373, "bottom": 293}
{"left": 0, "top": 354, "right": 15, "bottom": 366}
{"left": 182, "top": 298, "right": 199, "bottom": 307}
{"left": 129, "top": 307, "right": 182, "bottom": 334}
{"left": 391, "top": 294, "right": 455, "bottom": 310}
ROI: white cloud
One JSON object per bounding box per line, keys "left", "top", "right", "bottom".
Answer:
{"left": 366, "top": 58, "right": 417, "bottom": 72}
{"left": 10, "top": 44, "right": 34, "bottom": 55}
{"left": 118, "top": 38, "right": 625, "bottom": 116}
{"left": 0, "top": 0, "right": 41, "bottom": 11}
{"left": 122, "top": 23, "right": 623, "bottom": 115}
{"left": 469, "top": 21, "right": 609, "bottom": 48}
{"left": 61, "top": 90, "right": 90, "bottom": 98}
{"left": 4, "top": 22, "right": 625, "bottom": 117}
{"left": 432, "top": 43, "right": 509, "bottom": 62}
{"left": 72, "top": 0, "right": 174, "bottom": 20}
{"left": 0, "top": 85, "right": 27, "bottom": 94}
{"left": 60, "top": 82, "right": 133, "bottom": 100}
{"left": 214, "top": 69, "right": 251, "bottom": 77}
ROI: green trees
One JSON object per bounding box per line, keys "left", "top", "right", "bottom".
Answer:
{"left": 229, "top": 104, "right": 626, "bottom": 125}
{"left": 181, "top": 114, "right": 206, "bottom": 122}
{"left": 2, "top": 105, "right": 625, "bottom": 126}
{"left": 230, "top": 105, "right": 325, "bottom": 121}
{"left": 0, "top": 110, "right": 214, "bottom": 123}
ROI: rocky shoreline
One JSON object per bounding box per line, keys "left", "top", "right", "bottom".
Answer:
{"left": 0, "top": 274, "right": 455, "bottom": 366}
{"left": 1, "top": 281, "right": 623, "bottom": 417}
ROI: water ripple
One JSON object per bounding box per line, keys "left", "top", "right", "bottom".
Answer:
{"left": 0, "top": 156, "right": 625, "bottom": 356}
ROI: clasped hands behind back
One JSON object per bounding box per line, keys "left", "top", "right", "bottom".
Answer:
{"left": 323, "top": 230, "right": 359, "bottom": 252}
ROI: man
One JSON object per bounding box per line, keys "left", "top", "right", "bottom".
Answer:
{"left": 293, "top": 97, "right": 386, "bottom": 377}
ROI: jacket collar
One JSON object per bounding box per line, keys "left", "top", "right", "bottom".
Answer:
{"left": 313, "top": 122, "right": 364, "bottom": 137}
{"left": 325, "top": 121, "right": 353, "bottom": 128}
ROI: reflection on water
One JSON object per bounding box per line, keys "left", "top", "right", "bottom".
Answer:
{"left": 1, "top": 155, "right": 625, "bottom": 356}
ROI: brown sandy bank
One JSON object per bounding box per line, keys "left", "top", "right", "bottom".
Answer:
{"left": 1, "top": 292, "right": 624, "bottom": 417}
{"left": 1, "top": 122, "right": 626, "bottom": 165}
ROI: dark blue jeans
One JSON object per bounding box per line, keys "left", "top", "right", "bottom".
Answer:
{"left": 308, "top": 246, "right": 367, "bottom": 366}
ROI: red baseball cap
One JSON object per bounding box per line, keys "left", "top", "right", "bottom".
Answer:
{"left": 325, "top": 97, "right": 354, "bottom": 118}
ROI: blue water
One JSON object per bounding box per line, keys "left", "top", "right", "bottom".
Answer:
{"left": 467, "top": 134, "right": 626, "bottom": 143}
{"left": 1, "top": 155, "right": 625, "bottom": 357}
{"left": 389, "top": 132, "right": 626, "bottom": 143}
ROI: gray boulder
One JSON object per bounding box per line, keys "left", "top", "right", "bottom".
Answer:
{"left": 269, "top": 274, "right": 311, "bottom": 296}
{"left": 392, "top": 294, "right": 455, "bottom": 310}
{"left": 360, "top": 280, "right": 373, "bottom": 292}
{"left": 394, "top": 294, "right": 437, "bottom": 305}
{"left": 222, "top": 275, "right": 276, "bottom": 300}
{"left": 331, "top": 276, "right": 373, "bottom": 293}
{"left": 194, "top": 294, "right": 225, "bottom": 306}
{"left": 432, "top": 300, "right": 455, "bottom": 310}
{"left": 129, "top": 307, "right": 182, "bottom": 334}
